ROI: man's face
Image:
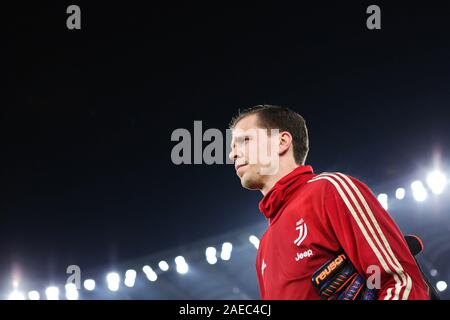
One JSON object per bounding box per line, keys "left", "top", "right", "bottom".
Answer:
{"left": 229, "top": 114, "right": 279, "bottom": 190}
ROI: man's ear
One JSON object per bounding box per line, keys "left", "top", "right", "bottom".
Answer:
{"left": 278, "top": 131, "right": 293, "bottom": 156}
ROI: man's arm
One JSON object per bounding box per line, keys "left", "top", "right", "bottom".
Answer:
{"left": 315, "top": 172, "right": 430, "bottom": 300}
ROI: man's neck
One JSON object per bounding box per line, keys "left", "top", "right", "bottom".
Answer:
{"left": 260, "top": 163, "right": 300, "bottom": 196}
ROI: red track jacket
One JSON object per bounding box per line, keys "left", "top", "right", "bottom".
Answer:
{"left": 256, "top": 165, "right": 430, "bottom": 300}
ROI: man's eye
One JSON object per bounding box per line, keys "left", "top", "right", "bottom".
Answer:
{"left": 244, "top": 137, "right": 250, "bottom": 142}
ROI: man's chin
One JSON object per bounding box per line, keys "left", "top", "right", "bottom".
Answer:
{"left": 240, "top": 175, "right": 262, "bottom": 190}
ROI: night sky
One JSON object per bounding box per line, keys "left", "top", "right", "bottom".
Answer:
{"left": 2, "top": 2, "right": 450, "bottom": 291}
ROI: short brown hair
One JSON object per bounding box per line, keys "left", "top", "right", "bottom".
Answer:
{"left": 230, "top": 105, "right": 309, "bottom": 165}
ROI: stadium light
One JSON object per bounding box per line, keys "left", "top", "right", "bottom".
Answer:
{"left": 436, "top": 281, "right": 447, "bottom": 292}
{"left": 249, "top": 235, "right": 260, "bottom": 249}
{"left": 83, "top": 279, "right": 96, "bottom": 291}
{"left": 411, "top": 180, "right": 428, "bottom": 202}
{"left": 8, "top": 290, "right": 25, "bottom": 300}
{"left": 377, "top": 193, "right": 388, "bottom": 210}
{"left": 45, "top": 286, "right": 60, "bottom": 300}
{"left": 176, "top": 263, "right": 189, "bottom": 274}
{"left": 65, "top": 283, "right": 79, "bottom": 300}
{"left": 207, "top": 256, "right": 218, "bottom": 264}
{"left": 205, "top": 247, "right": 218, "bottom": 265}
{"left": 142, "top": 265, "right": 158, "bottom": 282}
{"left": 395, "top": 187, "right": 406, "bottom": 200}
{"left": 28, "top": 290, "right": 40, "bottom": 300}
{"left": 220, "top": 242, "right": 233, "bottom": 261}
{"left": 124, "top": 269, "right": 137, "bottom": 287}
{"left": 158, "top": 260, "right": 169, "bottom": 272}
{"left": 106, "top": 272, "right": 120, "bottom": 292}
{"left": 426, "top": 170, "right": 447, "bottom": 195}
{"left": 175, "top": 256, "right": 189, "bottom": 274}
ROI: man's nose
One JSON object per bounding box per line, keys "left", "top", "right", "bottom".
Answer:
{"left": 229, "top": 147, "right": 238, "bottom": 163}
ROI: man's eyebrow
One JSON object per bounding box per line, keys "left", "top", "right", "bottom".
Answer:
{"left": 233, "top": 131, "right": 253, "bottom": 138}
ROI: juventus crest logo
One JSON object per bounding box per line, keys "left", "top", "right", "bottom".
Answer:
{"left": 294, "top": 218, "right": 308, "bottom": 246}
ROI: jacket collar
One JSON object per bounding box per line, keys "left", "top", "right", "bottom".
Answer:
{"left": 259, "top": 165, "right": 314, "bottom": 222}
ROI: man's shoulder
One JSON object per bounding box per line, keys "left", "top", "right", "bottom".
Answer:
{"left": 306, "top": 172, "right": 368, "bottom": 192}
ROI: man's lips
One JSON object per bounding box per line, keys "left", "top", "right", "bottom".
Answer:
{"left": 235, "top": 163, "right": 248, "bottom": 172}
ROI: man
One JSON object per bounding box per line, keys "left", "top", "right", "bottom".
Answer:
{"left": 228, "top": 105, "right": 430, "bottom": 300}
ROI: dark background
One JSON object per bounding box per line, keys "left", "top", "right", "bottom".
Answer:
{"left": 2, "top": 2, "right": 450, "bottom": 293}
